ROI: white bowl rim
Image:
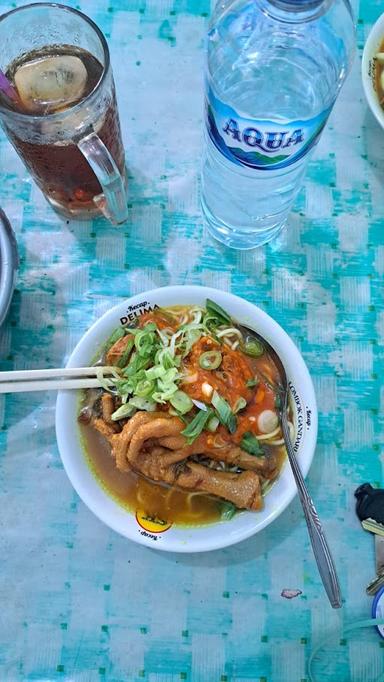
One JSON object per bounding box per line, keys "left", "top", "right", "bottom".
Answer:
{"left": 362, "top": 12, "right": 384, "bottom": 129}
{"left": 56, "top": 285, "right": 318, "bottom": 553}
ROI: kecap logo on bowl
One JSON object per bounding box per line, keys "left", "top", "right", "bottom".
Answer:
{"left": 362, "top": 12, "right": 384, "bottom": 129}
{"left": 55, "top": 286, "right": 318, "bottom": 553}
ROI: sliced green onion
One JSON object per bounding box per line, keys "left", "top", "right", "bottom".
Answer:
{"left": 123, "top": 353, "right": 151, "bottom": 378}
{"left": 220, "top": 501, "right": 237, "bottom": 521}
{"left": 181, "top": 408, "right": 214, "bottom": 444}
{"left": 243, "top": 339, "right": 264, "bottom": 358}
{"left": 155, "top": 347, "right": 178, "bottom": 369}
{"left": 211, "top": 391, "right": 237, "bottom": 434}
{"left": 132, "top": 368, "right": 146, "bottom": 383}
{"left": 115, "top": 378, "right": 133, "bottom": 397}
{"left": 152, "top": 385, "right": 178, "bottom": 403}
{"left": 134, "top": 325, "right": 158, "bottom": 358}
{"left": 240, "top": 432, "right": 264, "bottom": 457}
{"left": 199, "top": 350, "right": 222, "bottom": 370}
{"left": 275, "top": 395, "right": 282, "bottom": 410}
{"left": 202, "top": 314, "right": 222, "bottom": 335}
{"left": 169, "top": 390, "right": 194, "bottom": 415}
{"left": 111, "top": 402, "right": 137, "bottom": 421}
{"left": 160, "top": 368, "right": 179, "bottom": 385}
{"left": 169, "top": 409, "right": 189, "bottom": 423}
{"left": 106, "top": 327, "right": 125, "bottom": 351}
{"left": 96, "top": 366, "right": 116, "bottom": 393}
{"left": 112, "top": 397, "right": 156, "bottom": 420}
{"left": 141, "top": 322, "right": 157, "bottom": 332}
{"left": 129, "top": 397, "right": 156, "bottom": 411}
{"left": 181, "top": 327, "right": 205, "bottom": 356}
{"left": 246, "top": 378, "right": 259, "bottom": 389}
{"left": 169, "top": 406, "right": 189, "bottom": 419}
{"left": 207, "top": 415, "right": 220, "bottom": 432}
{"left": 117, "top": 337, "right": 134, "bottom": 368}
{"left": 206, "top": 299, "right": 232, "bottom": 325}
{"left": 135, "top": 378, "right": 156, "bottom": 398}
{"left": 233, "top": 397, "right": 247, "bottom": 414}
{"left": 145, "top": 365, "right": 168, "bottom": 381}
{"left": 157, "top": 379, "right": 179, "bottom": 397}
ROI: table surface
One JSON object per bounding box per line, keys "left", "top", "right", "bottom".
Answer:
{"left": 0, "top": 0, "right": 383, "bottom": 680}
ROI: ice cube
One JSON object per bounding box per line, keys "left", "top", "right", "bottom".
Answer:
{"left": 14, "top": 55, "right": 87, "bottom": 113}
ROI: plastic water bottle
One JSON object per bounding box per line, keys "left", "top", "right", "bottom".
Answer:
{"left": 201, "top": 0, "right": 355, "bottom": 250}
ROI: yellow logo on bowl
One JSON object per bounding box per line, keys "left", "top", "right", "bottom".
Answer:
{"left": 136, "top": 509, "right": 173, "bottom": 533}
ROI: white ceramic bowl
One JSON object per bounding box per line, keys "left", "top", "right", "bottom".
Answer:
{"left": 56, "top": 286, "right": 318, "bottom": 553}
{"left": 362, "top": 12, "right": 384, "bottom": 129}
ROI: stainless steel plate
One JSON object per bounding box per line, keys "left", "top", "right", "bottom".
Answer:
{"left": 0, "top": 208, "right": 18, "bottom": 328}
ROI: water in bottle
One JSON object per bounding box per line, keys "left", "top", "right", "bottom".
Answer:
{"left": 201, "top": 0, "right": 355, "bottom": 250}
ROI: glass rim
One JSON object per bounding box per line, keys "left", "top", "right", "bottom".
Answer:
{"left": 0, "top": 2, "right": 110, "bottom": 121}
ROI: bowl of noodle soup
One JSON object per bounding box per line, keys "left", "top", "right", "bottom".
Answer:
{"left": 362, "top": 12, "right": 384, "bottom": 130}
{"left": 56, "top": 286, "right": 317, "bottom": 552}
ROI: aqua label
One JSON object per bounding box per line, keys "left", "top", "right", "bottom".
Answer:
{"left": 206, "top": 86, "right": 332, "bottom": 171}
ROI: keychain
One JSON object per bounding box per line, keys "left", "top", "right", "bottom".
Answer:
{"left": 355, "top": 483, "right": 384, "bottom": 596}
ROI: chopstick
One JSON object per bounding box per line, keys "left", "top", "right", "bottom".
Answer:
{"left": 0, "top": 366, "right": 119, "bottom": 393}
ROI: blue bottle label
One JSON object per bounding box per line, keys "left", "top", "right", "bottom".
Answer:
{"left": 206, "top": 86, "right": 331, "bottom": 171}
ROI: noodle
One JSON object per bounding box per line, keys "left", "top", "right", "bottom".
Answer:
{"left": 157, "top": 328, "right": 170, "bottom": 345}
{"left": 190, "top": 309, "right": 203, "bottom": 325}
{"left": 257, "top": 426, "right": 281, "bottom": 441}
{"left": 267, "top": 438, "right": 285, "bottom": 446}
{"left": 217, "top": 327, "right": 243, "bottom": 340}
{"left": 268, "top": 422, "right": 294, "bottom": 446}
{"left": 185, "top": 491, "right": 204, "bottom": 512}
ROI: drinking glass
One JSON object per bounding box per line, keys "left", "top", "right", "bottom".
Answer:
{"left": 0, "top": 2, "right": 128, "bottom": 225}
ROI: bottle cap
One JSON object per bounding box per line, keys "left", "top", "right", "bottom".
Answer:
{"left": 372, "top": 587, "right": 384, "bottom": 639}
{"left": 273, "top": 0, "right": 324, "bottom": 8}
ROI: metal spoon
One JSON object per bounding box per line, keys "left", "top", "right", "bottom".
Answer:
{"left": 239, "top": 322, "right": 342, "bottom": 609}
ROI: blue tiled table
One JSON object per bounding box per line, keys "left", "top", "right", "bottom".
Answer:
{"left": 0, "top": 1, "right": 383, "bottom": 680}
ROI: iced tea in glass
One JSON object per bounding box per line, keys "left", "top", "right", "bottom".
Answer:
{"left": 0, "top": 3, "right": 128, "bottom": 224}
